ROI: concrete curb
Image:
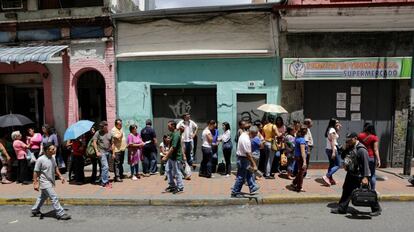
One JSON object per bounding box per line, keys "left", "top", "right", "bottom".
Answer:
{"left": 1, "top": 194, "right": 414, "bottom": 206}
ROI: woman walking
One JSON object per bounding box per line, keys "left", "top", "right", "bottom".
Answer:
{"left": 12, "top": 131, "right": 30, "bottom": 184}
{"left": 127, "top": 124, "right": 144, "bottom": 180}
{"left": 199, "top": 120, "right": 215, "bottom": 178}
{"left": 219, "top": 122, "right": 232, "bottom": 177}
{"left": 323, "top": 118, "right": 342, "bottom": 186}
{"left": 358, "top": 123, "right": 381, "bottom": 190}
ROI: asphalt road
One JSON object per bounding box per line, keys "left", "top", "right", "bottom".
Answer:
{"left": 1, "top": 202, "right": 413, "bottom": 232}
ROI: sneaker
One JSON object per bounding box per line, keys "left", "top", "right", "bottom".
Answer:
{"left": 57, "top": 214, "right": 72, "bottom": 220}
{"left": 31, "top": 210, "right": 42, "bottom": 217}
{"left": 225, "top": 174, "right": 230, "bottom": 177}
{"left": 264, "top": 175, "right": 275, "bottom": 179}
{"left": 370, "top": 210, "right": 382, "bottom": 217}
{"left": 329, "top": 177, "right": 337, "bottom": 185}
{"left": 322, "top": 175, "right": 331, "bottom": 186}
{"left": 114, "top": 178, "right": 123, "bottom": 182}
{"left": 143, "top": 173, "right": 151, "bottom": 177}
{"left": 150, "top": 172, "right": 159, "bottom": 175}
{"left": 2, "top": 180, "right": 12, "bottom": 184}
{"left": 172, "top": 188, "right": 184, "bottom": 194}
{"left": 250, "top": 186, "right": 260, "bottom": 195}
{"left": 132, "top": 176, "right": 138, "bottom": 181}
{"left": 231, "top": 192, "right": 243, "bottom": 198}
{"left": 165, "top": 186, "right": 176, "bottom": 193}
{"left": 331, "top": 208, "right": 346, "bottom": 215}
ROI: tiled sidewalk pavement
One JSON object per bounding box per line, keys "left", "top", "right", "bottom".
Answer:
{"left": 0, "top": 168, "right": 413, "bottom": 205}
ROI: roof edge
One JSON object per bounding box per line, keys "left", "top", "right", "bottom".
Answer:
{"left": 112, "top": 2, "right": 286, "bottom": 20}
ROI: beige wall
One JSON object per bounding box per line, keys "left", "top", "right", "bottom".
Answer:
{"left": 117, "top": 12, "right": 273, "bottom": 55}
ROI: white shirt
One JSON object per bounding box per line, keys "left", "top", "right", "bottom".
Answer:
{"left": 202, "top": 128, "right": 212, "bottom": 148}
{"left": 236, "top": 132, "right": 251, "bottom": 157}
{"left": 177, "top": 120, "right": 198, "bottom": 142}
{"left": 326, "top": 128, "right": 339, "bottom": 149}
{"left": 305, "top": 129, "right": 314, "bottom": 146}
{"left": 219, "top": 130, "right": 231, "bottom": 143}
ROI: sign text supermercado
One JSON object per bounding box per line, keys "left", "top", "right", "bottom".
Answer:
{"left": 283, "top": 57, "right": 412, "bottom": 80}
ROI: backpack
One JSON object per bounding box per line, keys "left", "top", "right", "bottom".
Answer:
{"left": 217, "top": 160, "right": 226, "bottom": 175}
{"left": 344, "top": 143, "right": 366, "bottom": 174}
{"left": 280, "top": 153, "right": 288, "bottom": 167}
{"left": 86, "top": 139, "right": 96, "bottom": 158}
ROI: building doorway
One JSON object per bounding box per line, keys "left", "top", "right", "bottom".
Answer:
{"left": 77, "top": 71, "right": 106, "bottom": 123}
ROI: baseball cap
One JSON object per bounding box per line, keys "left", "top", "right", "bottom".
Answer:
{"left": 346, "top": 132, "right": 358, "bottom": 139}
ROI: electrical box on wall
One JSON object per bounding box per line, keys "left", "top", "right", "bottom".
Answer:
{"left": 248, "top": 80, "right": 265, "bottom": 88}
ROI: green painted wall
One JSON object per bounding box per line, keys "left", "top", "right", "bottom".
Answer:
{"left": 117, "top": 57, "right": 281, "bottom": 155}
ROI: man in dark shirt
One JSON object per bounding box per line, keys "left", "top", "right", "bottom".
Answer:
{"left": 331, "top": 132, "right": 381, "bottom": 216}
{"left": 161, "top": 120, "right": 184, "bottom": 194}
{"left": 141, "top": 119, "right": 158, "bottom": 176}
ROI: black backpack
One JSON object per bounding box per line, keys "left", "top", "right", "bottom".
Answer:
{"left": 217, "top": 160, "right": 226, "bottom": 175}
{"left": 344, "top": 144, "right": 367, "bottom": 174}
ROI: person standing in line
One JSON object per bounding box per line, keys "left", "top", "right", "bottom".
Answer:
{"left": 87, "top": 127, "right": 101, "bottom": 184}
{"left": 303, "top": 118, "right": 314, "bottom": 179}
{"left": 199, "top": 120, "right": 215, "bottom": 178}
{"left": 231, "top": 124, "right": 260, "bottom": 197}
{"left": 0, "top": 142, "right": 12, "bottom": 184}
{"left": 358, "top": 123, "right": 381, "bottom": 191}
{"left": 323, "top": 118, "right": 342, "bottom": 186}
{"left": 291, "top": 126, "right": 308, "bottom": 192}
{"left": 12, "top": 131, "right": 30, "bottom": 184}
{"left": 219, "top": 122, "right": 232, "bottom": 177}
{"left": 71, "top": 136, "right": 86, "bottom": 184}
{"left": 162, "top": 120, "right": 184, "bottom": 194}
{"left": 31, "top": 143, "right": 71, "bottom": 220}
{"left": 141, "top": 119, "right": 158, "bottom": 176}
{"left": 40, "top": 125, "right": 59, "bottom": 156}
{"left": 285, "top": 126, "right": 296, "bottom": 179}
{"left": 235, "top": 120, "right": 246, "bottom": 145}
{"left": 93, "top": 121, "right": 112, "bottom": 189}
{"left": 177, "top": 113, "right": 198, "bottom": 168}
{"left": 26, "top": 127, "right": 42, "bottom": 159}
{"left": 250, "top": 126, "right": 263, "bottom": 180}
{"left": 262, "top": 116, "right": 278, "bottom": 179}
{"left": 159, "top": 135, "right": 171, "bottom": 178}
{"left": 331, "top": 133, "right": 381, "bottom": 216}
{"left": 211, "top": 122, "right": 219, "bottom": 173}
{"left": 127, "top": 124, "right": 144, "bottom": 181}
{"left": 111, "top": 119, "right": 127, "bottom": 182}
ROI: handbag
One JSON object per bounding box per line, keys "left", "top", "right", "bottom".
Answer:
{"left": 26, "top": 150, "right": 33, "bottom": 161}
{"left": 351, "top": 184, "right": 378, "bottom": 207}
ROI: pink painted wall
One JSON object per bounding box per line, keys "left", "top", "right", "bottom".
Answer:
{"left": 288, "top": 0, "right": 414, "bottom": 6}
{"left": 63, "top": 41, "right": 116, "bottom": 127}
{"left": 0, "top": 62, "right": 54, "bottom": 125}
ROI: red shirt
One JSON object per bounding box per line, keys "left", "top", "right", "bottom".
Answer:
{"left": 358, "top": 132, "right": 378, "bottom": 158}
{"left": 72, "top": 140, "right": 85, "bottom": 156}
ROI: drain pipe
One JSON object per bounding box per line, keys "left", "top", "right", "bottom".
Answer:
{"left": 403, "top": 39, "right": 414, "bottom": 176}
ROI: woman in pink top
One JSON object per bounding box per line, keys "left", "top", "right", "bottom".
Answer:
{"left": 12, "top": 131, "right": 29, "bottom": 184}
{"left": 127, "top": 124, "right": 144, "bottom": 180}
{"left": 26, "top": 127, "right": 42, "bottom": 159}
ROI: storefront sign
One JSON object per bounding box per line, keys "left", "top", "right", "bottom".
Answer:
{"left": 283, "top": 57, "right": 412, "bottom": 80}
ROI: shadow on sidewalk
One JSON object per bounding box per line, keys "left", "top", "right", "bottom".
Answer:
{"left": 314, "top": 178, "right": 330, "bottom": 187}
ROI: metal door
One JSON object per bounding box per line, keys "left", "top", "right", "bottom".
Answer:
{"left": 152, "top": 88, "right": 217, "bottom": 162}
{"left": 304, "top": 81, "right": 394, "bottom": 165}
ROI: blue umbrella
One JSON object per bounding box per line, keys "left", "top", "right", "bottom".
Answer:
{"left": 64, "top": 120, "right": 95, "bottom": 141}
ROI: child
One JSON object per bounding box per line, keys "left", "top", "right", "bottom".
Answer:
{"left": 31, "top": 143, "right": 71, "bottom": 220}
{"left": 159, "top": 135, "right": 171, "bottom": 180}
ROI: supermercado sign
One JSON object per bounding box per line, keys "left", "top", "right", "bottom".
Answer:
{"left": 283, "top": 57, "right": 412, "bottom": 80}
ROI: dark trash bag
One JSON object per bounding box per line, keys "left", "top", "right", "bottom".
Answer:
{"left": 351, "top": 185, "right": 378, "bottom": 207}
{"left": 217, "top": 160, "right": 226, "bottom": 175}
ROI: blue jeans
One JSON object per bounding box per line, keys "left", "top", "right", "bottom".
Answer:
{"left": 326, "top": 149, "right": 341, "bottom": 178}
{"left": 184, "top": 141, "right": 193, "bottom": 166}
{"left": 130, "top": 164, "right": 139, "bottom": 176}
{"left": 167, "top": 159, "right": 184, "bottom": 189}
{"left": 143, "top": 151, "right": 158, "bottom": 174}
{"left": 32, "top": 187, "right": 64, "bottom": 217}
{"left": 368, "top": 157, "right": 377, "bottom": 190}
{"left": 232, "top": 157, "right": 258, "bottom": 194}
{"left": 264, "top": 142, "right": 275, "bottom": 176}
{"left": 100, "top": 151, "right": 110, "bottom": 185}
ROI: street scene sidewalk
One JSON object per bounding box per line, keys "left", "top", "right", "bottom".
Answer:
{"left": 0, "top": 168, "right": 413, "bottom": 206}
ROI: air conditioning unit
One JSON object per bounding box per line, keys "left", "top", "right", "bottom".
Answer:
{"left": 1, "top": 0, "right": 23, "bottom": 10}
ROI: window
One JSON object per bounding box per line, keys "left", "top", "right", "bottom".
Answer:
{"left": 1, "top": 0, "right": 23, "bottom": 10}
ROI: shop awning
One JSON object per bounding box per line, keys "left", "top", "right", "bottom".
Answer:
{"left": 0, "top": 45, "right": 68, "bottom": 64}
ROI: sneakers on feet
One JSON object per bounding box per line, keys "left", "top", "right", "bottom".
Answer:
{"left": 114, "top": 178, "right": 123, "bottom": 182}
{"left": 250, "top": 186, "right": 260, "bottom": 195}
{"left": 31, "top": 210, "right": 41, "bottom": 217}
{"left": 165, "top": 186, "right": 176, "bottom": 193}
{"left": 1, "top": 180, "right": 12, "bottom": 184}
{"left": 172, "top": 188, "right": 184, "bottom": 194}
{"left": 331, "top": 208, "right": 346, "bottom": 215}
{"left": 132, "top": 176, "right": 138, "bottom": 181}
{"left": 322, "top": 175, "right": 331, "bottom": 186}
{"left": 230, "top": 192, "right": 243, "bottom": 198}
{"left": 329, "top": 177, "right": 337, "bottom": 185}
{"left": 57, "top": 214, "right": 72, "bottom": 220}
{"left": 370, "top": 210, "right": 382, "bottom": 217}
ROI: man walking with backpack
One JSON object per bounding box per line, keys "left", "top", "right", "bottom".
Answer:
{"left": 331, "top": 132, "right": 381, "bottom": 216}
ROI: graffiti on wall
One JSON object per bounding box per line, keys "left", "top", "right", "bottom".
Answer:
{"left": 169, "top": 99, "right": 191, "bottom": 118}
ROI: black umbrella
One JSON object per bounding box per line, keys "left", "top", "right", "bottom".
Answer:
{"left": 0, "top": 113, "right": 34, "bottom": 127}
